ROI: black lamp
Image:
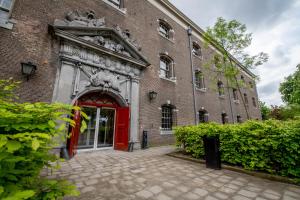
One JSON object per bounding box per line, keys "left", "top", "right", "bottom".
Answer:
{"left": 148, "top": 91, "right": 158, "bottom": 101}
{"left": 21, "top": 62, "right": 37, "bottom": 81}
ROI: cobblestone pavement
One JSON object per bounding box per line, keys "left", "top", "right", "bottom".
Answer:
{"left": 51, "top": 146, "right": 300, "bottom": 200}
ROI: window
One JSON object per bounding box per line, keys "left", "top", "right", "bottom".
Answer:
{"left": 237, "top": 115, "right": 242, "bottom": 123}
{"left": 0, "top": 0, "right": 14, "bottom": 29}
{"left": 199, "top": 110, "right": 209, "bottom": 123}
{"left": 244, "top": 93, "right": 249, "bottom": 105}
{"left": 241, "top": 75, "right": 245, "bottom": 84}
{"left": 233, "top": 88, "right": 239, "bottom": 101}
{"left": 252, "top": 97, "right": 257, "bottom": 107}
{"left": 159, "top": 20, "right": 173, "bottom": 40}
{"left": 218, "top": 81, "right": 225, "bottom": 96}
{"left": 161, "top": 105, "right": 176, "bottom": 131}
{"left": 249, "top": 81, "right": 254, "bottom": 89}
{"left": 192, "top": 42, "right": 202, "bottom": 57}
{"left": 106, "top": 0, "right": 124, "bottom": 8}
{"left": 214, "top": 55, "right": 222, "bottom": 69}
{"left": 160, "top": 55, "right": 175, "bottom": 80}
{"left": 221, "top": 113, "right": 229, "bottom": 124}
{"left": 195, "top": 70, "right": 205, "bottom": 89}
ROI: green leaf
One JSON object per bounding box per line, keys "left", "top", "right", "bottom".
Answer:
{"left": 3, "top": 190, "right": 35, "bottom": 200}
{"left": 48, "top": 120, "right": 56, "bottom": 128}
{"left": 0, "top": 186, "right": 4, "bottom": 195}
{"left": 80, "top": 120, "right": 87, "bottom": 133}
{"left": 32, "top": 139, "right": 40, "bottom": 151}
{"left": 0, "top": 135, "right": 7, "bottom": 148}
{"left": 6, "top": 140, "right": 21, "bottom": 153}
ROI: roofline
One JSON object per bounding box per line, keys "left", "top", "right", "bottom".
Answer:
{"left": 156, "top": 0, "right": 257, "bottom": 78}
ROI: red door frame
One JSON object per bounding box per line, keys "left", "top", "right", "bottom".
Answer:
{"left": 67, "top": 94, "right": 130, "bottom": 158}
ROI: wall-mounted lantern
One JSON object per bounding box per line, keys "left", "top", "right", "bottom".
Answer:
{"left": 148, "top": 91, "right": 158, "bottom": 101}
{"left": 21, "top": 62, "right": 37, "bottom": 81}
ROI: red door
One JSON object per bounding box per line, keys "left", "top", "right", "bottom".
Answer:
{"left": 114, "top": 107, "right": 130, "bottom": 151}
{"left": 67, "top": 109, "right": 81, "bottom": 158}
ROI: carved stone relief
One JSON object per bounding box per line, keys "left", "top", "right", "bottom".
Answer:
{"left": 60, "top": 43, "right": 141, "bottom": 77}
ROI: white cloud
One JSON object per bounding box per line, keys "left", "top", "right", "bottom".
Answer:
{"left": 170, "top": 0, "right": 300, "bottom": 105}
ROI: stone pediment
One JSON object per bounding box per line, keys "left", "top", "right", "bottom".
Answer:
{"left": 49, "top": 11, "right": 150, "bottom": 68}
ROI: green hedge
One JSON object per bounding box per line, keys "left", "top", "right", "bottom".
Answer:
{"left": 175, "top": 120, "right": 300, "bottom": 179}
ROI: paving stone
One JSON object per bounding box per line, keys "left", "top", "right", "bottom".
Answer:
{"left": 84, "top": 179, "right": 98, "bottom": 186}
{"left": 284, "top": 191, "right": 300, "bottom": 198}
{"left": 177, "top": 185, "right": 189, "bottom": 193}
{"left": 165, "top": 189, "right": 182, "bottom": 197}
{"left": 233, "top": 195, "right": 252, "bottom": 200}
{"left": 193, "top": 188, "right": 209, "bottom": 196}
{"left": 136, "top": 190, "right": 153, "bottom": 199}
{"left": 238, "top": 189, "right": 258, "bottom": 198}
{"left": 156, "top": 193, "right": 172, "bottom": 200}
{"left": 282, "top": 195, "right": 298, "bottom": 200}
{"left": 205, "top": 196, "right": 218, "bottom": 200}
{"left": 214, "top": 192, "right": 229, "bottom": 199}
{"left": 148, "top": 185, "right": 163, "bottom": 194}
{"left": 262, "top": 192, "right": 280, "bottom": 200}
{"left": 183, "top": 192, "right": 200, "bottom": 200}
{"left": 81, "top": 186, "right": 96, "bottom": 193}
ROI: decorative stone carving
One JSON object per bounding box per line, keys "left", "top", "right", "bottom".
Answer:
{"left": 113, "top": 25, "right": 142, "bottom": 51}
{"left": 79, "top": 66, "right": 121, "bottom": 92}
{"left": 54, "top": 10, "right": 105, "bottom": 28}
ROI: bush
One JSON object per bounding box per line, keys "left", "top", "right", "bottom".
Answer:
{"left": 0, "top": 80, "right": 86, "bottom": 200}
{"left": 175, "top": 120, "right": 300, "bottom": 179}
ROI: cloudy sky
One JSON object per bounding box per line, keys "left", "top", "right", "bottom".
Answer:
{"left": 169, "top": 0, "right": 300, "bottom": 106}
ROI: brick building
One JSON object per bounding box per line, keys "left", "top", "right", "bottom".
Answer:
{"left": 0, "top": 0, "right": 261, "bottom": 157}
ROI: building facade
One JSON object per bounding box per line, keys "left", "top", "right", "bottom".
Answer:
{"left": 0, "top": 0, "right": 261, "bottom": 157}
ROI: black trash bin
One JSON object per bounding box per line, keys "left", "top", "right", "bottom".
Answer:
{"left": 203, "top": 135, "right": 221, "bottom": 170}
{"left": 141, "top": 131, "right": 148, "bottom": 149}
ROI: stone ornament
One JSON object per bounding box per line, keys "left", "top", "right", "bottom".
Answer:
{"left": 54, "top": 10, "right": 105, "bottom": 28}
{"left": 79, "top": 65, "right": 121, "bottom": 92}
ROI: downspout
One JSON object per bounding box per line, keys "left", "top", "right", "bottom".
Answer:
{"left": 187, "top": 27, "right": 198, "bottom": 125}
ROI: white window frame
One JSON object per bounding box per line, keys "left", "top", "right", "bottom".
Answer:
{"left": 159, "top": 55, "right": 176, "bottom": 82}
{"left": 192, "top": 42, "right": 202, "bottom": 59}
{"left": 0, "top": 0, "right": 15, "bottom": 29}
{"left": 102, "top": 0, "right": 126, "bottom": 14}
{"left": 158, "top": 19, "right": 174, "bottom": 41}
{"left": 195, "top": 70, "right": 206, "bottom": 91}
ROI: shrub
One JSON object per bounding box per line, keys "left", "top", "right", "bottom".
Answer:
{"left": 175, "top": 120, "right": 300, "bottom": 179}
{"left": 0, "top": 80, "right": 86, "bottom": 200}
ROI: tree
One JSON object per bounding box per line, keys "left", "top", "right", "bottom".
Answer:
{"left": 279, "top": 64, "right": 300, "bottom": 105}
{"left": 204, "top": 17, "right": 268, "bottom": 119}
{"left": 259, "top": 101, "right": 271, "bottom": 120}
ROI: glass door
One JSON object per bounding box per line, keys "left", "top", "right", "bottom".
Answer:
{"left": 97, "top": 108, "right": 115, "bottom": 148}
{"left": 77, "top": 107, "right": 115, "bottom": 150}
{"left": 77, "top": 107, "right": 97, "bottom": 150}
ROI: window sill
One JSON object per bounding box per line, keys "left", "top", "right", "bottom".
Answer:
{"left": 158, "top": 33, "right": 175, "bottom": 44}
{"left": 196, "top": 88, "right": 207, "bottom": 93}
{"left": 102, "top": 0, "right": 127, "bottom": 15}
{"left": 0, "top": 18, "right": 14, "bottom": 30}
{"left": 160, "top": 130, "right": 174, "bottom": 135}
{"left": 159, "top": 76, "right": 177, "bottom": 83}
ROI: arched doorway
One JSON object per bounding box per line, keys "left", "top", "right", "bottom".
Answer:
{"left": 67, "top": 92, "right": 130, "bottom": 157}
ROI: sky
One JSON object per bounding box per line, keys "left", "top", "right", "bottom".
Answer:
{"left": 169, "top": 0, "right": 300, "bottom": 106}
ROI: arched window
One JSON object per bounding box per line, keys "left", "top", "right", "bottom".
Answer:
{"left": 195, "top": 70, "right": 205, "bottom": 89}
{"left": 199, "top": 110, "right": 209, "bottom": 123}
{"left": 252, "top": 97, "right": 257, "bottom": 107}
{"left": 192, "top": 42, "right": 202, "bottom": 57}
{"left": 244, "top": 93, "right": 249, "bottom": 105}
{"left": 160, "top": 54, "right": 174, "bottom": 79}
{"left": 218, "top": 81, "right": 225, "bottom": 96}
{"left": 161, "top": 104, "right": 177, "bottom": 131}
{"left": 0, "top": 0, "right": 15, "bottom": 29}
{"left": 233, "top": 88, "right": 239, "bottom": 101}
{"left": 221, "top": 113, "right": 228, "bottom": 124}
{"left": 158, "top": 19, "right": 173, "bottom": 39}
{"left": 237, "top": 115, "right": 242, "bottom": 123}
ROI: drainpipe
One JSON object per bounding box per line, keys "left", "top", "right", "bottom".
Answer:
{"left": 187, "top": 27, "right": 198, "bottom": 125}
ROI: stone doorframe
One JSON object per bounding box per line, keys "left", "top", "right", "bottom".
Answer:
{"left": 49, "top": 14, "right": 150, "bottom": 150}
